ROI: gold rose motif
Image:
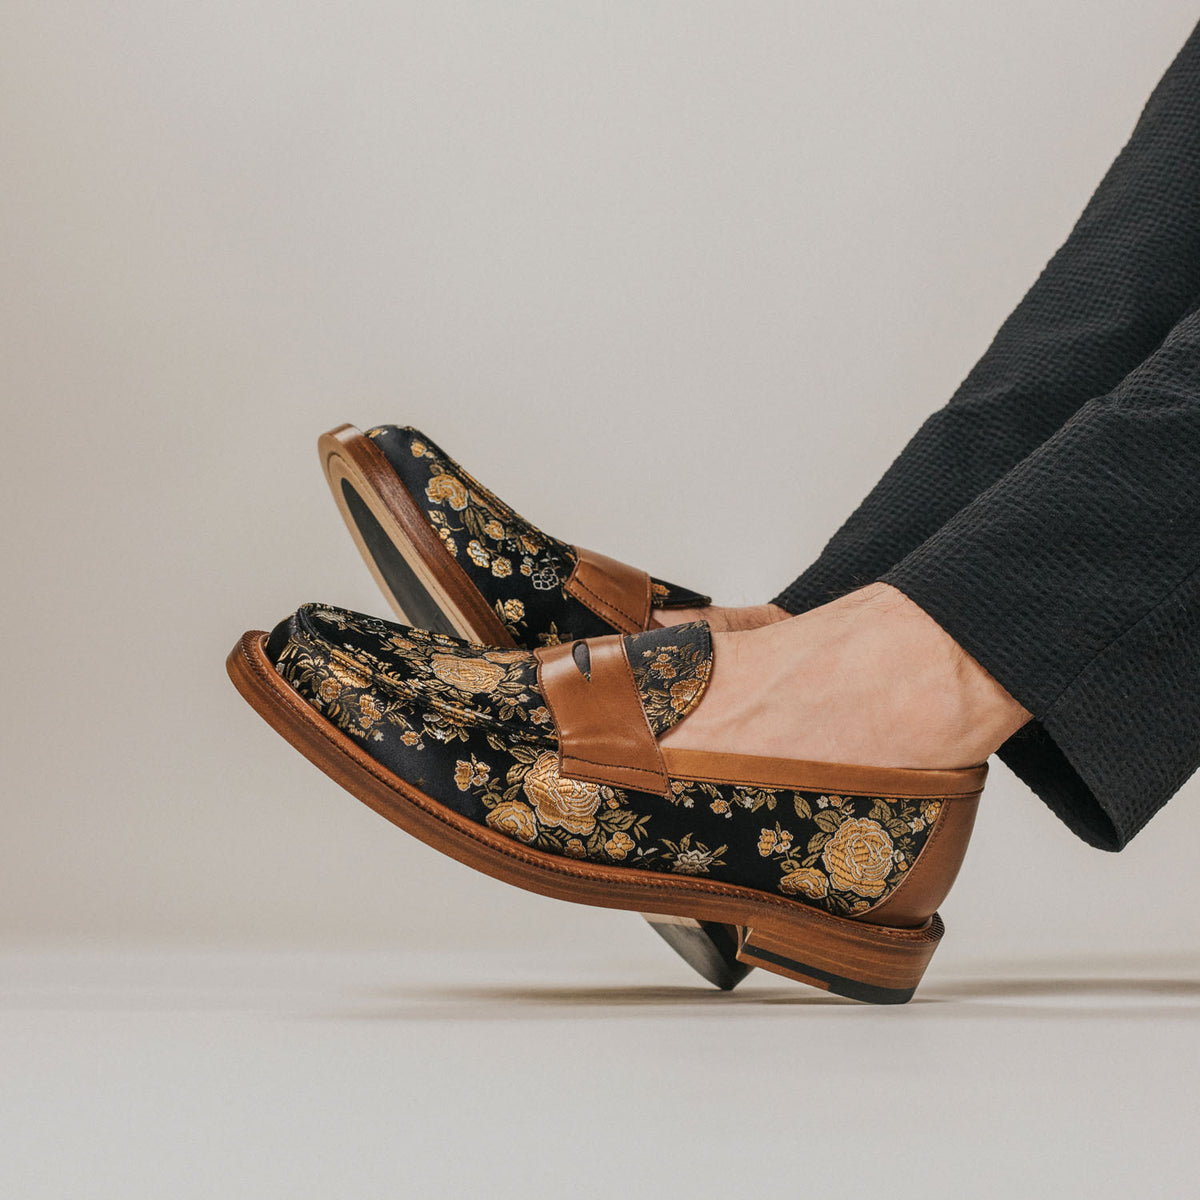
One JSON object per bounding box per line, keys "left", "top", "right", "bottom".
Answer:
{"left": 821, "top": 817, "right": 895, "bottom": 898}
{"left": 758, "top": 829, "right": 778, "bottom": 856}
{"left": 358, "top": 694, "right": 382, "bottom": 724}
{"left": 484, "top": 519, "right": 505, "bottom": 539}
{"left": 500, "top": 599, "right": 525, "bottom": 622}
{"left": 491, "top": 556, "right": 512, "bottom": 578}
{"left": 486, "top": 801, "right": 537, "bottom": 843}
{"left": 410, "top": 439, "right": 427, "bottom": 457}
{"left": 426, "top": 473, "right": 468, "bottom": 510}
{"left": 780, "top": 868, "right": 829, "bottom": 900}
{"left": 318, "top": 677, "right": 341, "bottom": 702}
{"left": 522, "top": 752, "right": 601, "bottom": 835}
{"left": 429, "top": 654, "right": 505, "bottom": 693}
{"left": 467, "top": 539, "right": 490, "bottom": 567}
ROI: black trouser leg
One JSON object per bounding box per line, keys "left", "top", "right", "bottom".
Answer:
{"left": 889, "top": 305, "right": 1200, "bottom": 850}
{"left": 777, "top": 18, "right": 1200, "bottom": 607}
{"left": 773, "top": 21, "right": 1200, "bottom": 849}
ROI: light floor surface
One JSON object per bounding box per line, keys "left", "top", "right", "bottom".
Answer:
{"left": 4, "top": 942, "right": 1196, "bottom": 1199}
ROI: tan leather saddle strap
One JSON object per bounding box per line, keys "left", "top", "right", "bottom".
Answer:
{"left": 535, "top": 635, "right": 670, "bottom": 796}
{"left": 563, "top": 546, "right": 652, "bottom": 635}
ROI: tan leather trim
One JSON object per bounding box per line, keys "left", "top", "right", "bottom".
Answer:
{"left": 563, "top": 546, "right": 652, "bottom": 635}
{"left": 861, "top": 793, "right": 981, "bottom": 928}
{"left": 659, "top": 747, "right": 987, "bottom": 797}
{"left": 536, "top": 636, "right": 670, "bottom": 796}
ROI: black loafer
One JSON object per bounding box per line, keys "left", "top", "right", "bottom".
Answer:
{"left": 229, "top": 604, "right": 987, "bottom": 1004}
{"left": 318, "top": 422, "right": 748, "bottom": 988}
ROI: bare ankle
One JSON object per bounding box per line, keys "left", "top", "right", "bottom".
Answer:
{"left": 661, "top": 582, "right": 1031, "bottom": 769}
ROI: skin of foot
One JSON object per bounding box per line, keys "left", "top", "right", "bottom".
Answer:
{"left": 652, "top": 602, "right": 792, "bottom": 632}
{"left": 658, "top": 582, "right": 1032, "bottom": 769}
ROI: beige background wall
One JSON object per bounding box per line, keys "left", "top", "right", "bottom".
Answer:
{"left": 6, "top": 0, "right": 1199, "bottom": 963}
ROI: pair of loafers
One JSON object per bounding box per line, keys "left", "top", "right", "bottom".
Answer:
{"left": 230, "top": 424, "right": 986, "bottom": 1002}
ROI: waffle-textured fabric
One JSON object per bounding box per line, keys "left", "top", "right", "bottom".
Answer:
{"left": 775, "top": 21, "right": 1200, "bottom": 851}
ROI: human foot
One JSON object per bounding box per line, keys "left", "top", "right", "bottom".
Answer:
{"left": 652, "top": 602, "right": 792, "bottom": 633}
{"left": 659, "top": 583, "right": 1031, "bottom": 769}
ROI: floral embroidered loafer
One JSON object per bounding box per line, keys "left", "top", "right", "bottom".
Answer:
{"left": 318, "top": 422, "right": 743, "bottom": 986}
{"left": 228, "top": 604, "right": 987, "bottom": 1004}
{"left": 318, "top": 423, "right": 711, "bottom": 646}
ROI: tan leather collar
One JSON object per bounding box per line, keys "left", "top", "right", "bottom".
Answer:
{"left": 535, "top": 636, "right": 670, "bottom": 796}
{"left": 563, "top": 546, "right": 652, "bottom": 634}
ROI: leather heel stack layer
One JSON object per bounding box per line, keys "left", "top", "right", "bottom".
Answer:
{"left": 229, "top": 604, "right": 986, "bottom": 1003}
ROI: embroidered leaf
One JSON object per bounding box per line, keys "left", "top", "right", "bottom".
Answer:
{"left": 813, "top": 809, "right": 843, "bottom": 834}
{"left": 793, "top": 794, "right": 812, "bottom": 820}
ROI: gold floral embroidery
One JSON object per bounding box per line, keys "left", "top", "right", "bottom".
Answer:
{"left": 821, "top": 818, "right": 895, "bottom": 898}
{"left": 523, "top": 751, "right": 602, "bottom": 834}
{"left": 276, "top": 603, "right": 945, "bottom": 919}
{"left": 757, "top": 825, "right": 793, "bottom": 856}
{"left": 627, "top": 625, "right": 712, "bottom": 733}
{"left": 780, "top": 868, "right": 828, "bottom": 900}
{"left": 426, "top": 473, "right": 468, "bottom": 510}
{"left": 486, "top": 801, "right": 537, "bottom": 843}
{"left": 662, "top": 835, "right": 726, "bottom": 875}
{"left": 454, "top": 757, "right": 491, "bottom": 791}
{"left": 429, "top": 655, "right": 505, "bottom": 693}
{"left": 604, "top": 831, "right": 635, "bottom": 859}
{"left": 365, "top": 426, "right": 711, "bottom": 644}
